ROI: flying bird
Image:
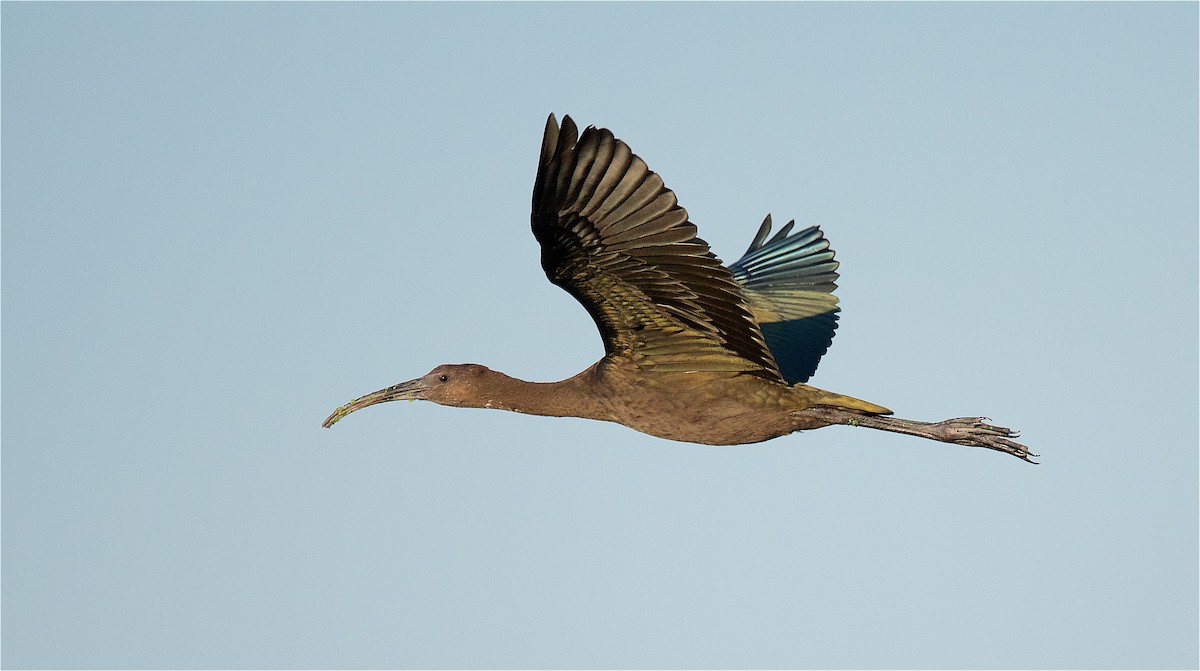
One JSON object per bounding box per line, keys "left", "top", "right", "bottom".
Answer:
{"left": 323, "top": 114, "right": 1035, "bottom": 463}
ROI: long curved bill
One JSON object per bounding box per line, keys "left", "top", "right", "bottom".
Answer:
{"left": 322, "top": 378, "right": 428, "bottom": 428}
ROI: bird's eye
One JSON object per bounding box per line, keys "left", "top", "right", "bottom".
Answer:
{"left": 438, "top": 374, "right": 449, "bottom": 382}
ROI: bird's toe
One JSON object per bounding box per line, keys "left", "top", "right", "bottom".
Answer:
{"left": 936, "top": 417, "right": 1038, "bottom": 464}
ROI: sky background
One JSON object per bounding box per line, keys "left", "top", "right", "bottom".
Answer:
{"left": 3, "top": 3, "right": 1197, "bottom": 669}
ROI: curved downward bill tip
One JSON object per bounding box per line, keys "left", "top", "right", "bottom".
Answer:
{"left": 322, "top": 405, "right": 353, "bottom": 429}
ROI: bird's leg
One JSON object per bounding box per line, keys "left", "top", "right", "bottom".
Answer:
{"left": 802, "top": 407, "right": 1038, "bottom": 463}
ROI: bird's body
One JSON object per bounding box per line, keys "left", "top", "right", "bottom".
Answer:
{"left": 428, "top": 361, "right": 886, "bottom": 445}
{"left": 324, "top": 114, "right": 1035, "bottom": 462}
{"left": 588, "top": 365, "right": 820, "bottom": 445}
{"left": 591, "top": 366, "right": 888, "bottom": 445}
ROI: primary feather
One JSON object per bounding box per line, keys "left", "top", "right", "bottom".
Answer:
{"left": 531, "top": 114, "right": 782, "bottom": 379}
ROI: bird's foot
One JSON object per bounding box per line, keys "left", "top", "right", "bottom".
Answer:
{"left": 929, "top": 417, "right": 1038, "bottom": 463}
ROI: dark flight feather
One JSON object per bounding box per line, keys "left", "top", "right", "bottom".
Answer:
{"left": 728, "top": 214, "right": 841, "bottom": 384}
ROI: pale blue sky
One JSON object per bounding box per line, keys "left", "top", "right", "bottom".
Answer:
{"left": 3, "top": 2, "right": 1197, "bottom": 669}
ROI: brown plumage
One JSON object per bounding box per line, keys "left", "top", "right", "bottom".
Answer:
{"left": 323, "top": 114, "right": 1035, "bottom": 463}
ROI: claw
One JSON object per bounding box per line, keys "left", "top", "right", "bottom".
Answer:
{"left": 934, "top": 417, "right": 1037, "bottom": 464}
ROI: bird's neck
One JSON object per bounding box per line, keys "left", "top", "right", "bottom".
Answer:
{"left": 472, "top": 367, "right": 609, "bottom": 421}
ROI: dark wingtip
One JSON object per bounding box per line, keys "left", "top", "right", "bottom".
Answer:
{"left": 744, "top": 214, "right": 773, "bottom": 256}
{"left": 560, "top": 114, "right": 578, "bottom": 146}
{"left": 770, "top": 219, "right": 796, "bottom": 244}
{"left": 541, "top": 114, "right": 560, "bottom": 166}
{"left": 541, "top": 113, "right": 579, "bottom": 159}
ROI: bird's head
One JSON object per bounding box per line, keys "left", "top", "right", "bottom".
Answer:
{"left": 322, "top": 363, "right": 497, "bottom": 428}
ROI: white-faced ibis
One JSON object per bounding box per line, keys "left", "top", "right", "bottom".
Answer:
{"left": 324, "top": 114, "right": 1035, "bottom": 463}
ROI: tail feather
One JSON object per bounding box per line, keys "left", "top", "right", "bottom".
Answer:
{"left": 728, "top": 214, "right": 840, "bottom": 385}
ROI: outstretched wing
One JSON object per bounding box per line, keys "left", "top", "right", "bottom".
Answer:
{"left": 728, "top": 215, "right": 840, "bottom": 384}
{"left": 531, "top": 114, "right": 781, "bottom": 379}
